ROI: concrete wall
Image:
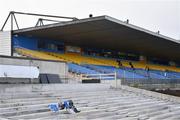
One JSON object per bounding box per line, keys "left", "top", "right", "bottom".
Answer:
{"left": 0, "top": 84, "right": 110, "bottom": 94}
{"left": 131, "top": 84, "right": 180, "bottom": 90}
{"left": 119, "top": 85, "right": 180, "bottom": 103}
{"left": 0, "top": 31, "right": 11, "bottom": 56}
{"left": 0, "top": 84, "right": 111, "bottom": 100}
{"left": 0, "top": 56, "right": 68, "bottom": 83}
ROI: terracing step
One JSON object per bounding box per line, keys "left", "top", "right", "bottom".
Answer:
{"left": 0, "top": 85, "right": 180, "bottom": 120}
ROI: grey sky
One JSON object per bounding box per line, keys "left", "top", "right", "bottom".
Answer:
{"left": 0, "top": 0, "right": 179, "bottom": 40}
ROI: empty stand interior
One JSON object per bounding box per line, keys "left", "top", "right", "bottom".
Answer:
{"left": 15, "top": 48, "right": 180, "bottom": 80}
{"left": 15, "top": 48, "right": 180, "bottom": 72}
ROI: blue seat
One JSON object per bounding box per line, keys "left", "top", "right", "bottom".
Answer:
{"left": 84, "top": 65, "right": 146, "bottom": 79}
{"left": 69, "top": 63, "right": 180, "bottom": 80}
{"left": 68, "top": 63, "right": 99, "bottom": 74}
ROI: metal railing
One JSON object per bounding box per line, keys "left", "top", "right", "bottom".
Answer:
{"left": 81, "top": 73, "right": 116, "bottom": 81}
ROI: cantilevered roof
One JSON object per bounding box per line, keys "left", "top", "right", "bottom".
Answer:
{"left": 13, "top": 15, "right": 180, "bottom": 62}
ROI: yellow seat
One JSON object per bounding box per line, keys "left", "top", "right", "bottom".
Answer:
{"left": 15, "top": 48, "right": 64, "bottom": 61}
{"left": 16, "top": 48, "right": 180, "bottom": 72}
{"left": 47, "top": 52, "right": 119, "bottom": 67}
{"left": 123, "top": 60, "right": 180, "bottom": 72}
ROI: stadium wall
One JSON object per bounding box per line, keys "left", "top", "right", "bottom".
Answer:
{"left": 0, "top": 31, "right": 12, "bottom": 56}
{"left": 0, "top": 56, "right": 68, "bottom": 83}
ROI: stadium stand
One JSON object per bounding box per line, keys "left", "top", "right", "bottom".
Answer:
{"left": 68, "top": 63, "right": 100, "bottom": 74}
{"left": 1, "top": 12, "right": 179, "bottom": 84}
{"left": 83, "top": 65, "right": 146, "bottom": 79}
{"left": 68, "top": 63, "right": 180, "bottom": 80}
{"left": 45, "top": 52, "right": 180, "bottom": 72}
{"left": 14, "top": 47, "right": 180, "bottom": 79}
{"left": 15, "top": 48, "right": 64, "bottom": 61}
{"left": 165, "top": 71, "right": 180, "bottom": 79}
{"left": 46, "top": 52, "right": 118, "bottom": 67}
{"left": 1, "top": 12, "right": 180, "bottom": 119}
{"left": 130, "top": 61, "right": 180, "bottom": 72}
{"left": 15, "top": 48, "right": 180, "bottom": 74}
{"left": 49, "top": 52, "right": 180, "bottom": 72}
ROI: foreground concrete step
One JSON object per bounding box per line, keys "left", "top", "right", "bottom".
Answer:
{"left": 6, "top": 97, "right": 146, "bottom": 119}
{"left": 0, "top": 89, "right": 139, "bottom": 105}
{"left": 4, "top": 97, "right": 156, "bottom": 119}
{"left": 163, "top": 114, "right": 180, "bottom": 120}
{"left": 35, "top": 97, "right": 178, "bottom": 120}
{"left": 5, "top": 95, "right": 151, "bottom": 119}
{"left": 149, "top": 108, "right": 180, "bottom": 120}
{"left": 0, "top": 90, "right": 126, "bottom": 104}
{"left": 0, "top": 89, "right": 115, "bottom": 98}
{"left": 1, "top": 95, "right": 127, "bottom": 116}
{"left": 40, "top": 99, "right": 164, "bottom": 120}
{"left": 1, "top": 84, "right": 180, "bottom": 120}
{"left": 90, "top": 102, "right": 172, "bottom": 120}
{"left": 0, "top": 93, "right": 135, "bottom": 111}
{"left": 0, "top": 91, "right": 132, "bottom": 111}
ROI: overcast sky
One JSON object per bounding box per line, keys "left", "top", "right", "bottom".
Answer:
{"left": 0, "top": 0, "right": 179, "bottom": 40}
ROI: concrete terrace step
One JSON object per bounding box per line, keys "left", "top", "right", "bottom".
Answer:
{"left": 0, "top": 92, "right": 130, "bottom": 108}
{"left": 30, "top": 99, "right": 173, "bottom": 119}
{"left": 5, "top": 97, "right": 150, "bottom": 119}
{"left": 5, "top": 96, "right": 149, "bottom": 118}
{"left": 0, "top": 95, "right": 134, "bottom": 114}
{"left": 0, "top": 84, "right": 180, "bottom": 120}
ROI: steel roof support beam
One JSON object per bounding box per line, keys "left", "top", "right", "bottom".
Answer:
{"left": 1, "top": 11, "right": 78, "bottom": 31}
{"left": 1, "top": 13, "right": 11, "bottom": 31}
{"left": 12, "top": 11, "right": 78, "bottom": 20}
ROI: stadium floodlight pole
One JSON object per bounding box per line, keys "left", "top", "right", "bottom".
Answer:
{"left": 11, "top": 11, "right": 79, "bottom": 21}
